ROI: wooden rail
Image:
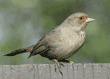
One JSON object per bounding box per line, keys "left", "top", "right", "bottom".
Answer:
{"left": 0, "top": 63, "right": 110, "bottom": 79}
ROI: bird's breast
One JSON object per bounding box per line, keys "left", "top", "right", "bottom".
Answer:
{"left": 48, "top": 27, "right": 86, "bottom": 59}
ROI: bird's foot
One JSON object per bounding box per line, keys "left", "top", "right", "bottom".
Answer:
{"left": 52, "top": 59, "right": 65, "bottom": 75}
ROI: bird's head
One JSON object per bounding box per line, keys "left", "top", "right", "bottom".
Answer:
{"left": 64, "top": 12, "right": 95, "bottom": 31}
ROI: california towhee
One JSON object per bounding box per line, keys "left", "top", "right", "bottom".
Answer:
{"left": 4, "top": 12, "right": 95, "bottom": 74}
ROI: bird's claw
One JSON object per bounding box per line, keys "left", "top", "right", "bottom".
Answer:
{"left": 55, "top": 61, "right": 64, "bottom": 69}
{"left": 53, "top": 59, "right": 65, "bottom": 75}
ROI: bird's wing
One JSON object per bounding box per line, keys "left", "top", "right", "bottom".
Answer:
{"left": 28, "top": 26, "right": 61, "bottom": 58}
{"left": 28, "top": 35, "right": 49, "bottom": 58}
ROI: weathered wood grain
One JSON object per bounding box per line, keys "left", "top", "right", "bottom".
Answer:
{"left": 0, "top": 63, "right": 110, "bottom": 79}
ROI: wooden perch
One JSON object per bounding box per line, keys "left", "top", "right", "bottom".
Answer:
{"left": 0, "top": 63, "right": 110, "bottom": 79}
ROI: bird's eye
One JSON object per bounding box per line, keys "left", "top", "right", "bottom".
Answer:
{"left": 79, "top": 17, "right": 82, "bottom": 20}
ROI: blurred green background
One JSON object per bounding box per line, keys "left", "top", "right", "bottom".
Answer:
{"left": 0, "top": 0, "right": 109, "bottom": 65}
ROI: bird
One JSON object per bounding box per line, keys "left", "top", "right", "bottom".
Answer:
{"left": 4, "top": 12, "right": 95, "bottom": 74}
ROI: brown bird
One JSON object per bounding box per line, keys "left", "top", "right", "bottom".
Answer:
{"left": 4, "top": 12, "right": 95, "bottom": 74}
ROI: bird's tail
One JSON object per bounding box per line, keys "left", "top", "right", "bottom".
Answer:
{"left": 4, "top": 45, "right": 35, "bottom": 56}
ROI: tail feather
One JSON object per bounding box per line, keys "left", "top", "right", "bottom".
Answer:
{"left": 4, "top": 45, "right": 35, "bottom": 56}
{"left": 4, "top": 48, "right": 28, "bottom": 56}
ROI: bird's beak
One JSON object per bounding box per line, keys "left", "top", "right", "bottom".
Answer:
{"left": 85, "top": 18, "right": 95, "bottom": 22}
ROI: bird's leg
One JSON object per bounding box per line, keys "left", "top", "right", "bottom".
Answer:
{"left": 61, "top": 59, "right": 74, "bottom": 65}
{"left": 69, "top": 61, "right": 74, "bottom": 64}
{"left": 52, "top": 59, "right": 65, "bottom": 69}
{"left": 52, "top": 59, "right": 65, "bottom": 75}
